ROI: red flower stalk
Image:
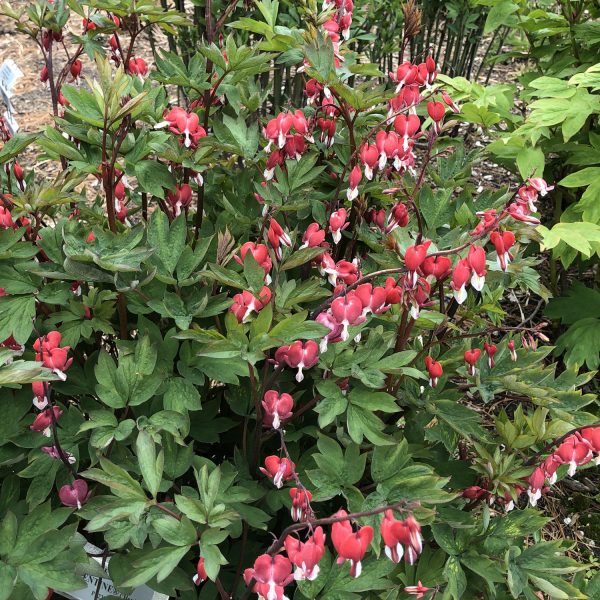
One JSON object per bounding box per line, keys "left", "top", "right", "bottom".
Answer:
{"left": 329, "top": 209, "right": 348, "bottom": 244}
{"left": 467, "top": 245, "right": 487, "bottom": 291}
{"left": 260, "top": 456, "right": 295, "bottom": 489}
{"left": 31, "top": 406, "right": 63, "bottom": 437}
{"left": 331, "top": 509, "right": 374, "bottom": 578}
{"left": 289, "top": 487, "right": 312, "bottom": 522}
{"left": 450, "top": 258, "right": 471, "bottom": 305}
{"left": 464, "top": 348, "right": 481, "bottom": 376}
{"left": 243, "top": 554, "right": 294, "bottom": 600}
{"left": 59, "top": 479, "right": 89, "bottom": 509}
{"left": 284, "top": 526, "right": 325, "bottom": 581}
{"left": 424, "top": 356, "right": 442, "bottom": 387}
{"left": 193, "top": 557, "right": 208, "bottom": 585}
{"left": 483, "top": 342, "right": 497, "bottom": 368}
{"left": 32, "top": 381, "right": 49, "bottom": 410}
{"left": 262, "top": 391, "right": 294, "bottom": 429}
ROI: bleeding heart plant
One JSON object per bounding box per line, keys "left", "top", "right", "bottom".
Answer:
{"left": 0, "top": 0, "right": 596, "bottom": 599}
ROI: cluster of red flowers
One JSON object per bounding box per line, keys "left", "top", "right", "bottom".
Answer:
{"left": 236, "top": 507, "right": 425, "bottom": 599}
{"left": 239, "top": 454, "right": 426, "bottom": 599}
{"left": 463, "top": 341, "right": 503, "bottom": 376}
{"left": 43, "top": 13, "right": 149, "bottom": 81}
{"left": 526, "top": 426, "right": 600, "bottom": 506}
{"left": 231, "top": 286, "right": 272, "bottom": 324}
{"left": 239, "top": 500, "right": 422, "bottom": 598}
{"left": 462, "top": 426, "right": 600, "bottom": 512}
{"left": 26, "top": 332, "right": 89, "bottom": 508}
{"left": 345, "top": 56, "right": 454, "bottom": 201}
{"left": 190, "top": 452, "right": 426, "bottom": 598}
{"left": 263, "top": 111, "right": 312, "bottom": 174}
{"left": 229, "top": 169, "right": 550, "bottom": 375}
{"left": 427, "top": 339, "right": 521, "bottom": 388}
{"left": 27, "top": 332, "right": 71, "bottom": 439}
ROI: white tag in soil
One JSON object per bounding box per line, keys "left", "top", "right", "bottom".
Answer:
{"left": 0, "top": 59, "right": 24, "bottom": 94}
{"left": 3, "top": 110, "right": 19, "bottom": 135}
{"left": 0, "top": 59, "right": 23, "bottom": 133}
{"left": 58, "top": 542, "right": 168, "bottom": 600}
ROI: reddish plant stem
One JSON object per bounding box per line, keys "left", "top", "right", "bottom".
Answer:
{"left": 277, "top": 429, "right": 315, "bottom": 520}
{"left": 214, "top": 0, "right": 240, "bottom": 32}
{"left": 192, "top": 0, "right": 217, "bottom": 246}
{"left": 232, "top": 521, "right": 249, "bottom": 596}
{"left": 45, "top": 381, "right": 78, "bottom": 479}
{"left": 248, "top": 362, "right": 263, "bottom": 467}
{"left": 407, "top": 134, "right": 436, "bottom": 245}
{"left": 215, "top": 578, "right": 230, "bottom": 600}
{"left": 154, "top": 501, "right": 182, "bottom": 521}
{"left": 387, "top": 310, "right": 413, "bottom": 393}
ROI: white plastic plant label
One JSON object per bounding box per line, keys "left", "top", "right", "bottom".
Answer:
{"left": 0, "top": 59, "right": 22, "bottom": 134}
{"left": 0, "top": 59, "right": 24, "bottom": 96}
{"left": 58, "top": 542, "right": 169, "bottom": 600}
{"left": 2, "top": 110, "right": 18, "bottom": 135}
